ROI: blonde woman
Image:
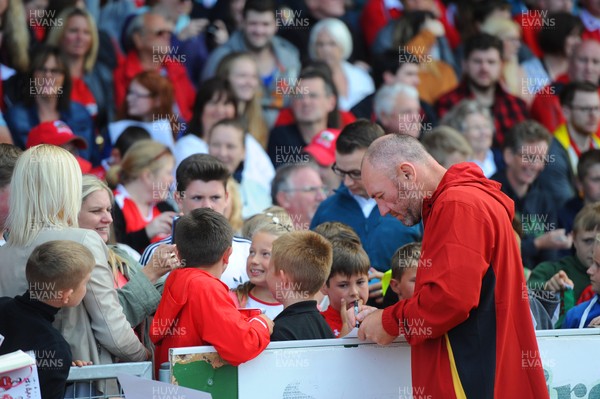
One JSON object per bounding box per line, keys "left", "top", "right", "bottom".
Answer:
{"left": 79, "top": 174, "right": 176, "bottom": 329}
{"left": 0, "top": 146, "right": 149, "bottom": 374}
{"left": 107, "top": 139, "right": 177, "bottom": 254}
{"left": 45, "top": 7, "right": 115, "bottom": 135}
{"left": 224, "top": 177, "right": 243, "bottom": 235}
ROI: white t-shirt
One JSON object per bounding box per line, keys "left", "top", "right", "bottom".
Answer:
{"left": 245, "top": 293, "right": 284, "bottom": 320}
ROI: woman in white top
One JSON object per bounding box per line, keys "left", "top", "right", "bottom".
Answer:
{"left": 308, "top": 18, "right": 375, "bottom": 111}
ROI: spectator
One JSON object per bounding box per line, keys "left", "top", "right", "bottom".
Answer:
{"left": 491, "top": 121, "right": 572, "bottom": 268}
{"left": 25, "top": 120, "right": 92, "bottom": 174}
{"left": 0, "top": 144, "right": 21, "bottom": 241}
{"left": 436, "top": 33, "right": 529, "bottom": 148}
{"left": 79, "top": 175, "right": 176, "bottom": 331}
{"left": 271, "top": 162, "right": 327, "bottom": 230}
{"left": 216, "top": 52, "right": 269, "bottom": 149}
{"left": 269, "top": 231, "right": 334, "bottom": 341}
{"left": 374, "top": 83, "right": 423, "bottom": 137}
{"left": 372, "top": 11, "right": 458, "bottom": 104}
{"left": 94, "top": 126, "right": 151, "bottom": 183}
{"left": 0, "top": 241, "right": 95, "bottom": 399}
{"left": 230, "top": 212, "right": 294, "bottom": 319}
{"left": 480, "top": 17, "right": 529, "bottom": 103}
{"left": 381, "top": 242, "right": 421, "bottom": 307}
{"left": 268, "top": 68, "right": 337, "bottom": 167}
{"left": 516, "top": 1, "right": 575, "bottom": 58}
{"left": 562, "top": 234, "right": 600, "bottom": 328}
{"left": 150, "top": 208, "right": 273, "bottom": 375}
{"left": 320, "top": 238, "right": 371, "bottom": 338}
{"left": 529, "top": 203, "right": 600, "bottom": 326}
{"left": 45, "top": 7, "right": 116, "bottom": 141}
{"left": 421, "top": 126, "right": 473, "bottom": 168}
{"left": 174, "top": 77, "right": 236, "bottom": 165}
{"left": 440, "top": 99, "right": 499, "bottom": 177}
{"left": 521, "top": 12, "right": 582, "bottom": 100}
{"left": 559, "top": 149, "right": 600, "bottom": 235}
{"left": 114, "top": 9, "right": 196, "bottom": 122}
{"left": 310, "top": 120, "right": 423, "bottom": 273}
{"left": 111, "top": 71, "right": 178, "bottom": 150}
{"left": 308, "top": 18, "right": 374, "bottom": 111}
{"left": 0, "top": 145, "right": 149, "bottom": 375}
{"left": 224, "top": 177, "right": 244, "bottom": 235}
{"left": 303, "top": 128, "right": 342, "bottom": 195}
{"left": 351, "top": 49, "right": 438, "bottom": 130}
{"left": 208, "top": 118, "right": 272, "bottom": 218}
{"left": 201, "top": 0, "right": 301, "bottom": 128}
{"left": 139, "top": 153, "right": 252, "bottom": 289}
{"left": 529, "top": 39, "right": 600, "bottom": 133}
{"left": 5, "top": 46, "right": 95, "bottom": 161}
{"left": 537, "top": 82, "right": 600, "bottom": 208}
{"left": 108, "top": 140, "right": 177, "bottom": 254}
{"left": 580, "top": 0, "right": 600, "bottom": 43}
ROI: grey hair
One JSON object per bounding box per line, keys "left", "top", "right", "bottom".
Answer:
{"left": 123, "top": 12, "right": 146, "bottom": 52}
{"left": 439, "top": 99, "right": 495, "bottom": 134}
{"left": 373, "top": 83, "right": 420, "bottom": 121}
{"left": 271, "top": 162, "right": 319, "bottom": 204}
{"left": 308, "top": 18, "right": 353, "bottom": 61}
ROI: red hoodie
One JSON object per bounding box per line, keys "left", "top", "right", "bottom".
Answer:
{"left": 150, "top": 268, "right": 270, "bottom": 374}
{"left": 382, "top": 163, "right": 548, "bottom": 398}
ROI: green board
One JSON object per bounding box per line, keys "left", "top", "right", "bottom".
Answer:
{"left": 171, "top": 352, "right": 238, "bottom": 399}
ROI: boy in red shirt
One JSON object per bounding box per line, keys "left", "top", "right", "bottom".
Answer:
{"left": 320, "top": 239, "right": 371, "bottom": 338}
{"left": 150, "top": 208, "right": 273, "bottom": 374}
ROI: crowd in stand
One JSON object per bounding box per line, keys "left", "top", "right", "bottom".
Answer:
{"left": 1, "top": 0, "right": 600, "bottom": 396}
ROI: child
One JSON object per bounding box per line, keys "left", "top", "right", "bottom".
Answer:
{"left": 231, "top": 212, "right": 294, "bottom": 319}
{"left": 320, "top": 240, "right": 371, "bottom": 337}
{"left": 384, "top": 243, "right": 421, "bottom": 307}
{"left": 268, "top": 231, "right": 335, "bottom": 341}
{"left": 0, "top": 240, "right": 95, "bottom": 399}
{"left": 150, "top": 208, "right": 273, "bottom": 374}
{"left": 562, "top": 235, "right": 600, "bottom": 328}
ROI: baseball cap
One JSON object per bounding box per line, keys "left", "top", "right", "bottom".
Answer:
{"left": 303, "top": 128, "right": 341, "bottom": 167}
{"left": 26, "top": 120, "right": 88, "bottom": 150}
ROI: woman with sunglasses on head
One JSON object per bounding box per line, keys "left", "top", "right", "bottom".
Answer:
{"left": 5, "top": 45, "right": 95, "bottom": 160}
{"left": 110, "top": 70, "right": 178, "bottom": 151}
{"left": 107, "top": 139, "right": 177, "bottom": 254}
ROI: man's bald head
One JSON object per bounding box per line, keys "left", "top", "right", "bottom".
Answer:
{"left": 570, "top": 40, "right": 600, "bottom": 84}
{"left": 363, "top": 134, "right": 433, "bottom": 177}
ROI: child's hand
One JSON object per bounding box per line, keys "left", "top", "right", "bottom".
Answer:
{"left": 589, "top": 315, "right": 600, "bottom": 327}
{"left": 544, "top": 270, "right": 574, "bottom": 292}
{"left": 72, "top": 360, "right": 93, "bottom": 367}
{"left": 338, "top": 298, "right": 354, "bottom": 338}
{"left": 257, "top": 314, "right": 274, "bottom": 334}
{"left": 345, "top": 300, "right": 378, "bottom": 330}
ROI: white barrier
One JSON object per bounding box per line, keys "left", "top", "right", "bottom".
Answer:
{"left": 169, "top": 330, "right": 600, "bottom": 399}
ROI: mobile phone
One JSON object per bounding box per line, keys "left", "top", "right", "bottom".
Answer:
{"left": 171, "top": 216, "right": 180, "bottom": 244}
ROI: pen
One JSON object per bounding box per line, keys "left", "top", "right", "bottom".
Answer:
{"left": 354, "top": 300, "right": 360, "bottom": 328}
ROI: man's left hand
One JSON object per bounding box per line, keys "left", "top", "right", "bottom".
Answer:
{"left": 357, "top": 309, "right": 396, "bottom": 345}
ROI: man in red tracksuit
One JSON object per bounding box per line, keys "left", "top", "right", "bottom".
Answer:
{"left": 357, "top": 134, "right": 549, "bottom": 398}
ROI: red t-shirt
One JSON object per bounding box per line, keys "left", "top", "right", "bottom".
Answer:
{"left": 71, "top": 77, "right": 98, "bottom": 118}
{"left": 321, "top": 306, "right": 343, "bottom": 338}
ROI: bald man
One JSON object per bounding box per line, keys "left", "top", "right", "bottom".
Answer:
{"left": 356, "top": 134, "right": 548, "bottom": 398}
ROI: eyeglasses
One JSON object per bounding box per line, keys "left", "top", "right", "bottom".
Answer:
{"left": 331, "top": 163, "right": 361, "bottom": 180}
{"left": 126, "top": 89, "right": 153, "bottom": 99}
{"left": 283, "top": 186, "right": 327, "bottom": 196}
{"left": 569, "top": 105, "right": 600, "bottom": 114}
{"left": 35, "top": 67, "right": 65, "bottom": 75}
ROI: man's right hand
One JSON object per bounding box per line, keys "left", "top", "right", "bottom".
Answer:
{"left": 357, "top": 309, "right": 396, "bottom": 345}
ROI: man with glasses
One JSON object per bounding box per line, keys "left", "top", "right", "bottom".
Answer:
{"left": 538, "top": 82, "right": 600, "bottom": 208}
{"left": 310, "top": 120, "right": 423, "bottom": 276}
{"left": 114, "top": 9, "right": 196, "bottom": 122}
{"left": 271, "top": 162, "right": 327, "bottom": 230}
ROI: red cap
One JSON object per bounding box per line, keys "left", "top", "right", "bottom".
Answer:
{"left": 303, "top": 128, "right": 341, "bottom": 167}
{"left": 26, "top": 120, "right": 88, "bottom": 150}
